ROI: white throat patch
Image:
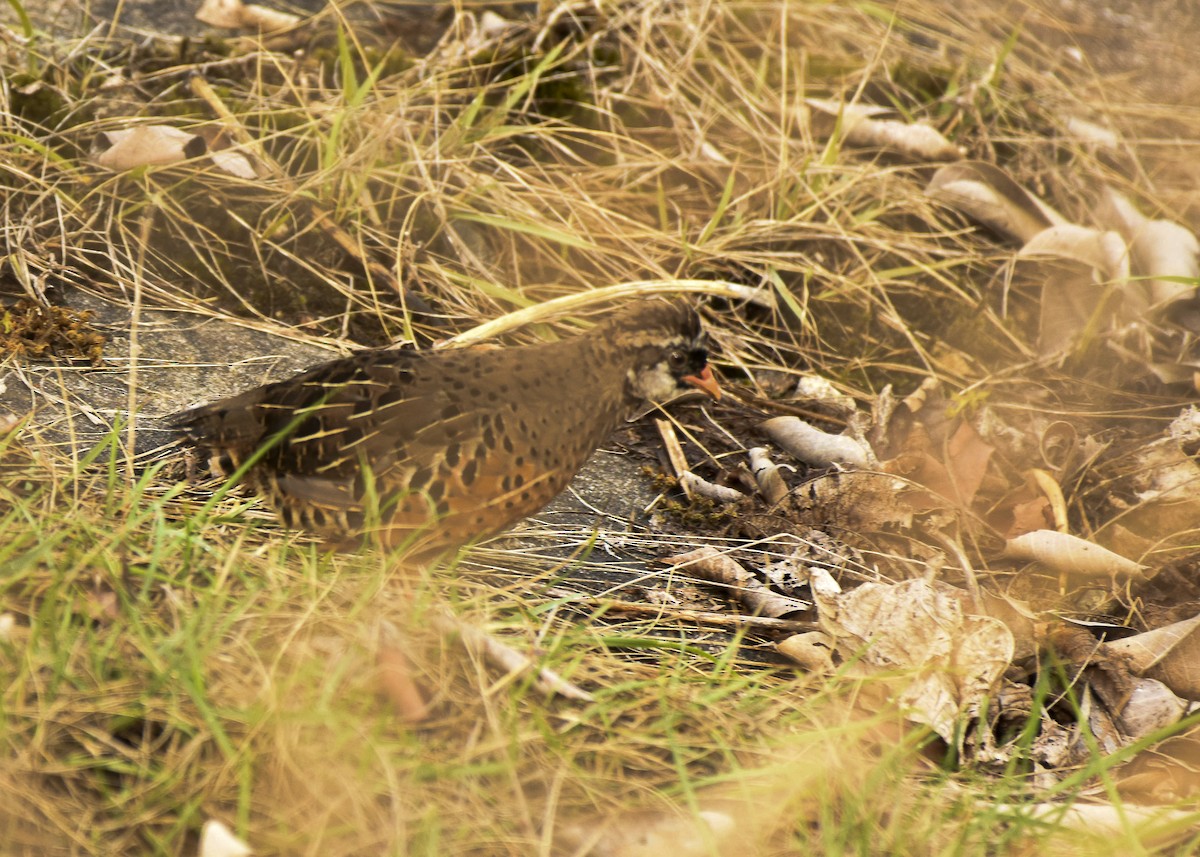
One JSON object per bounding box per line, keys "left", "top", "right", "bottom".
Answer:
{"left": 628, "top": 361, "right": 679, "bottom": 402}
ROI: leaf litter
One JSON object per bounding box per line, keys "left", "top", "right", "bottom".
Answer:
{"left": 3, "top": 0, "right": 1200, "bottom": 854}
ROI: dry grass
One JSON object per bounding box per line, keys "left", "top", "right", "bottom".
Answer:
{"left": 3, "top": 0, "right": 1200, "bottom": 854}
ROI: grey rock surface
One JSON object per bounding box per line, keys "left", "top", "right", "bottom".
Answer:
{"left": 1, "top": 287, "right": 336, "bottom": 460}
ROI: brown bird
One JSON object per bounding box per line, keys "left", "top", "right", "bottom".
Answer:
{"left": 171, "top": 299, "right": 720, "bottom": 555}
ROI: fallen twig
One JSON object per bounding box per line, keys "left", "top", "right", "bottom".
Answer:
{"left": 431, "top": 610, "right": 595, "bottom": 703}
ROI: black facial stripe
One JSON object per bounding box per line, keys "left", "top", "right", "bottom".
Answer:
{"left": 658, "top": 349, "right": 709, "bottom": 381}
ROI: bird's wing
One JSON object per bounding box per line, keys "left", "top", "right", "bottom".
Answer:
{"left": 170, "top": 348, "right": 437, "bottom": 478}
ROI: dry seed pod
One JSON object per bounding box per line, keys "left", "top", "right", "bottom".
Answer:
{"left": 807, "top": 98, "right": 962, "bottom": 161}
{"left": 196, "top": 0, "right": 302, "bottom": 30}
{"left": 679, "top": 472, "right": 746, "bottom": 504}
{"left": 1002, "top": 530, "right": 1145, "bottom": 578}
{"left": 664, "top": 547, "right": 809, "bottom": 618}
{"left": 762, "top": 416, "right": 872, "bottom": 469}
{"left": 747, "top": 447, "right": 789, "bottom": 504}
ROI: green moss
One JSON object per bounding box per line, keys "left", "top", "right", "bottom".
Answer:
{"left": 646, "top": 468, "right": 741, "bottom": 529}
{"left": 7, "top": 73, "right": 67, "bottom": 126}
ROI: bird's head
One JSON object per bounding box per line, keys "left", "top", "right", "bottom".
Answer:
{"left": 607, "top": 299, "right": 721, "bottom": 404}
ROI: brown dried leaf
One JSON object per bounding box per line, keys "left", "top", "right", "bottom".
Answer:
{"left": 943, "top": 420, "right": 994, "bottom": 506}
{"left": 880, "top": 420, "right": 993, "bottom": 513}
{"left": 997, "top": 801, "right": 1195, "bottom": 847}
{"left": 91, "top": 125, "right": 257, "bottom": 178}
{"left": 1117, "top": 729, "right": 1200, "bottom": 803}
{"left": 431, "top": 612, "right": 594, "bottom": 702}
{"left": 776, "top": 631, "right": 836, "bottom": 673}
{"left": 678, "top": 472, "right": 746, "bottom": 504}
{"left": 883, "top": 451, "right": 952, "bottom": 511}
{"left": 794, "top": 373, "right": 857, "bottom": 417}
{"left": 1114, "top": 679, "right": 1187, "bottom": 739}
{"left": 209, "top": 149, "right": 258, "bottom": 179}
{"left": 1004, "top": 495, "right": 1054, "bottom": 539}
{"left": 747, "top": 447, "right": 788, "bottom": 505}
{"left": 788, "top": 470, "right": 916, "bottom": 532}
{"left": 1063, "top": 116, "right": 1120, "bottom": 151}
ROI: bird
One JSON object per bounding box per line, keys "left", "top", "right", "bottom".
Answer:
{"left": 170, "top": 298, "right": 721, "bottom": 555}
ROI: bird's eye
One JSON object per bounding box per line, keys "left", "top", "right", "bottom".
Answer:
{"left": 667, "top": 350, "right": 686, "bottom": 370}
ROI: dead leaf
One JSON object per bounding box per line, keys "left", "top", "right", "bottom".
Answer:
{"left": 1095, "top": 187, "right": 1199, "bottom": 310}
{"left": 883, "top": 450, "right": 952, "bottom": 511}
{"left": 92, "top": 125, "right": 257, "bottom": 178}
{"left": 810, "top": 573, "right": 1014, "bottom": 743}
{"left": 1028, "top": 468, "right": 1068, "bottom": 530}
{"left": 879, "top": 418, "right": 993, "bottom": 513}
{"left": 1117, "top": 729, "right": 1200, "bottom": 803}
{"left": 1063, "top": 116, "right": 1120, "bottom": 151}
{"left": 786, "top": 470, "right": 916, "bottom": 532}
{"left": 794, "top": 373, "right": 857, "bottom": 417}
{"left": 1147, "top": 358, "right": 1200, "bottom": 384}
{"left": 93, "top": 126, "right": 206, "bottom": 170}
{"left": 1014, "top": 224, "right": 1131, "bottom": 355}
{"left": 943, "top": 421, "right": 994, "bottom": 503}
{"left": 431, "top": 611, "right": 594, "bottom": 702}
{"left": 925, "top": 161, "right": 1068, "bottom": 244}
{"left": 1114, "top": 678, "right": 1187, "bottom": 739}
{"left": 1132, "top": 418, "right": 1200, "bottom": 503}
{"left": 989, "top": 471, "right": 1060, "bottom": 541}
{"left": 1108, "top": 412, "right": 1200, "bottom": 554}
{"left": 1003, "top": 495, "right": 1054, "bottom": 539}
{"left": 377, "top": 624, "right": 429, "bottom": 724}
{"left": 997, "top": 801, "right": 1195, "bottom": 847}
{"left": 776, "top": 631, "right": 836, "bottom": 673}
{"left": 209, "top": 148, "right": 258, "bottom": 179}
{"left": 1104, "top": 613, "right": 1200, "bottom": 697}
{"left": 679, "top": 472, "right": 746, "bottom": 504}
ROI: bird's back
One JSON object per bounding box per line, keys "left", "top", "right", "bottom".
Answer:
{"left": 172, "top": 335, "right": 626, "bottom": 552}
